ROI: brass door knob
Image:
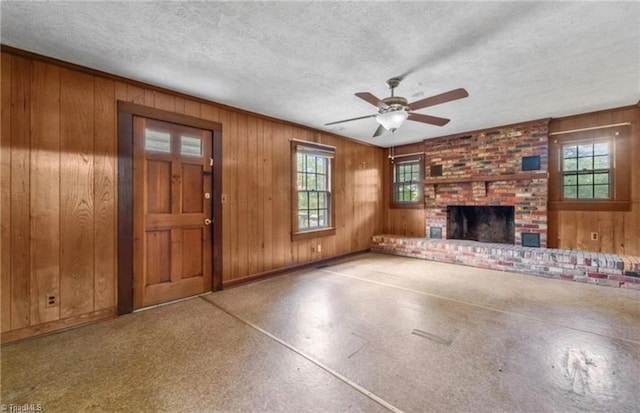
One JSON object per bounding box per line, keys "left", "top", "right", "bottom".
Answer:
{"left": 204, "top": 218, "right": 212, "bottom": 226}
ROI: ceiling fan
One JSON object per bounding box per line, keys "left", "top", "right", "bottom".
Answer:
{"left": 325, "top": 78, "right": 468, "bottom": 137}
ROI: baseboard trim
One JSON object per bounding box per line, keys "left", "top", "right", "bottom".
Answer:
{"left": 1, "top": 307, "right": 117, "bottom": 345}
{"left": 223, "top": 249, "right": 370, "bottom": 289}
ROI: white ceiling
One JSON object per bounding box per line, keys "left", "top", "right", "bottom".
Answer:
{"left": 1, "top": 1, "right": 639, "bottom": 147}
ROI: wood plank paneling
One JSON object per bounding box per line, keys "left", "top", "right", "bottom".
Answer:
{"left": 10, "top": 56, "right": 31, "bottom": 330}
{"left": 59, "top": 68, "right": 95, "bottom": 318}
{"left": 184, "top": 100, "right": 201, "bottom": 118}
{"left": 1, "top": 49, "right": 387, "bottom": 341}
{"left": 93, "top": 77, "right": 116, "bottom": 311}
{"left": 235, "top": 114, "right": 249, "bottom": 278}
{"left": 174, "top": 96, "right": 185, "bottom": 114}
{"left": 126, "top": 84, "right": 146, "bottom": 105}
{"left": 1, "top": 53, "right": 12, "bottom": 332}
{"left": 260, "top": 121, "right": 277, "bottom": 272}
{"left": 225, "top": 110, "right": 240, "bottom": 279}
{"left": 218, "top": 109, "right": 233, "bottom": 279}
{"left": 29, "top": 61, "right": 61, "bottom": 325}
{"left": 246, "top": 116, "right": 259, "bottom": 275}
{"left": 201, "top": 104, "right": 219, "bottom": 123}
{"left": 153, "top": 91, "right": 175, "bottom": 112}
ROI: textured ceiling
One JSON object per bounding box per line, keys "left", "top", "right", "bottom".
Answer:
{"left": 1, "top": 1, "right": 639, "bottom": 147}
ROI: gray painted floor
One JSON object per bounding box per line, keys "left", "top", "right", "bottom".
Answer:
{"left": 2, "top": 253, "right": 639, "bottom": 412}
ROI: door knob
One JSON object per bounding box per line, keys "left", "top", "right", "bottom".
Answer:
{"left": 204, "top": 218, "right": 212, "bottom": 226}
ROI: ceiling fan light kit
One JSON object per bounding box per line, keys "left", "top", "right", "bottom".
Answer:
{"left": 376, "top": 109, "right": 409, "bottom": 132}
{"left": 326, "top": 77, "right": 468, "bottom": 138}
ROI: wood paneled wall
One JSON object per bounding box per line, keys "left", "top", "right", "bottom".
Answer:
{"left": 548, "top": 106, "right": 640, "bottom": 255}
{"left": 1, "top": 50, "right": 384, "bottom": 342}
{"left": 382, "top": 143, "right": 426, "bottom": 237}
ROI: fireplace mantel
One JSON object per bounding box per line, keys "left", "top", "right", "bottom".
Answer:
{"left": 424, "top": 171, "right": 547, "bottom": 185}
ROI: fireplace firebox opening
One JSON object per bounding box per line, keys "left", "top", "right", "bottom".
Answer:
{"left": 447, "top": 206, "right": 515, "bottom": 244}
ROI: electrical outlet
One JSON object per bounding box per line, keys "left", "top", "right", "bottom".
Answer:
{"left": 591, "top": 232, "right": 599, "bottom": 241}
{"left": 46, "top": 294, "right": 57, "bottom": 308}
{"left": 317, "top": 245, "right": 322, "bottom": 253}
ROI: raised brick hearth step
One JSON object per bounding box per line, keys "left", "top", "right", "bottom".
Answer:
{"left": 371, "top": 235, "right": 640, "bottom": 290}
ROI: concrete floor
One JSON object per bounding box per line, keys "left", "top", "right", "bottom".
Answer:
{"left": 2, "top": 253, "right": 639, "bottom": 412}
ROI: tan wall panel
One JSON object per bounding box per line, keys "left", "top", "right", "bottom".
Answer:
{"left": 1, "top": 53, "right": 13, "bottom": 332}
{"left": 30, "top": 61, "right": 61, "bottom": 325}
{"left": 93, "top": 77, "right": 117, "bottom": 311}
{"left": 10, "top": 56, "right": 31, "bottom": 330}
{"left": 59, "top": 68, "right": 95, "bottom": 318}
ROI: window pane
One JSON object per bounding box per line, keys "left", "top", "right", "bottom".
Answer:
{"left": 297, "top": 173, "right": 304, "bottom": 190}
{"left": 317, "top": 175, "right": 325, "bottom": 191}
{"left": 563, "top": 174, "right": 577, "bottom": 185}
{"left": 593, "top": 155, "right": 609, "bottom": 169}
{"left": 180, "top": 136, "right": 202, "bottom": 157}
{"left": 578, "top": 186, "right": 593, "bottom": 198}
{"left": 563, "top": 158, "right": 577, "bottom": 171}
{"left": 318, "top": 193, "right": 326, "bottom": 208}
{"left": 309, "top": 210, "right": 318, "bottom": 228}
{"left": 410, "top": 185, "right": 419, "bottom": 201}
{"left": 593, "top": 143, "right": 609, "bottom": 156}
{"left": 564, "top": 186, "right": 577, "bottom": 198}
{"left": 578, "top": 157, "right": 593, "bottom": 170}
{"left": 563, "top": 145, "right": 578, "bottom": 158}
{"left": 145, "top": 130, "right": 171, "bottom": 153}
{"left": 578, "top": 174, "right": 593, "bottom": 185}
{"left": 412, "top": 164, "right": 419, "bottom": 173}
{"left": 593, "top": 185, "right": 609, "bottom": 199}
{"left": 298, "top": 192, "right": 308, "bottom": 209}
{"left": 306, "top": 155, "right": 316, "bottom": 173}
{"left": 593, "top": 172, "right": 609, "bottom": 184}
{"left": 578, "top": 144, "right": 593, "bottom": 157}
{"left": 317, "top": 157, "right": 325, "bottom": 174}
{"left": 306, "top": 174, "right": 316, "bottom": 191}
{"left": 297, "top": 154, "right": 304, "bottom": 172}
{"left": 318, "top": 210, "right": 326, "bottom": 227}
{"left": 309, "top": 192, "right": 318, "bottom": 209}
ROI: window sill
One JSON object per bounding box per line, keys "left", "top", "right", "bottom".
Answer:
{"left": 549, "top": 200, "right": 631, "bottom": 212}
{"left": 291, "top": 227, "right": 336, "bottom": 241}
{"left": 389, "top": 202, "right": 424, "bottom": 210}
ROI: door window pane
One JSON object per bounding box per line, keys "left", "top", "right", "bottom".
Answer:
{"left": 145, "top": 130, "right": 171, "bottom": 153}
{"left": 181, "top": 136, "right": 202, "bottom": 157}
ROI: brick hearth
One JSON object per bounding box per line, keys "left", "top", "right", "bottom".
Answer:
{"left": 371, "top": 235, "right": 640, "bottom": 290}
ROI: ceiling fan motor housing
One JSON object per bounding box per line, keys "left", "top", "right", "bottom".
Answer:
{"left": 379, "top": 97, "right": 408, "bottom": 113}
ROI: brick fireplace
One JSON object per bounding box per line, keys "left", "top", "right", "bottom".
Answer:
{"left": 423, "top": 120, "right": 549, "bottom": 247}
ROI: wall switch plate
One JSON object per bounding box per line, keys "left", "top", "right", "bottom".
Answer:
{"left": 591, "top": 232, "right": 599, "bottom": 241}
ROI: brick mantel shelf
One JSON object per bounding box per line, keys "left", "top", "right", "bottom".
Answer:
{"left": 424, "top": 171, "right": 548, "bottom": 186}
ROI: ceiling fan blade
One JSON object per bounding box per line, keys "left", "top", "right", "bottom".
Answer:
{"left": 355, "top": 92, "right": 389, "bottom": 108}
{"left": 372, "top": 124, "right": 386, "bottom": 137}
{"left": 408, "top": 113, "right": 450, "bottom": 126}
{"left": 409, "top": 88, "right": 468, "bottom": 111}
{"left": 325, "top": 114, "right": 376, "bottom": 126}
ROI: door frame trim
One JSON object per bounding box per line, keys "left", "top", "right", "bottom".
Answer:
{"left": 117, "top": 101, "right": 223, "bottom": 314}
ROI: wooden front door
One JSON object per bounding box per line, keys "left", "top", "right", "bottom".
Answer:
{"left": 133, "top": 116, "right": 213, "bottom": 309}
